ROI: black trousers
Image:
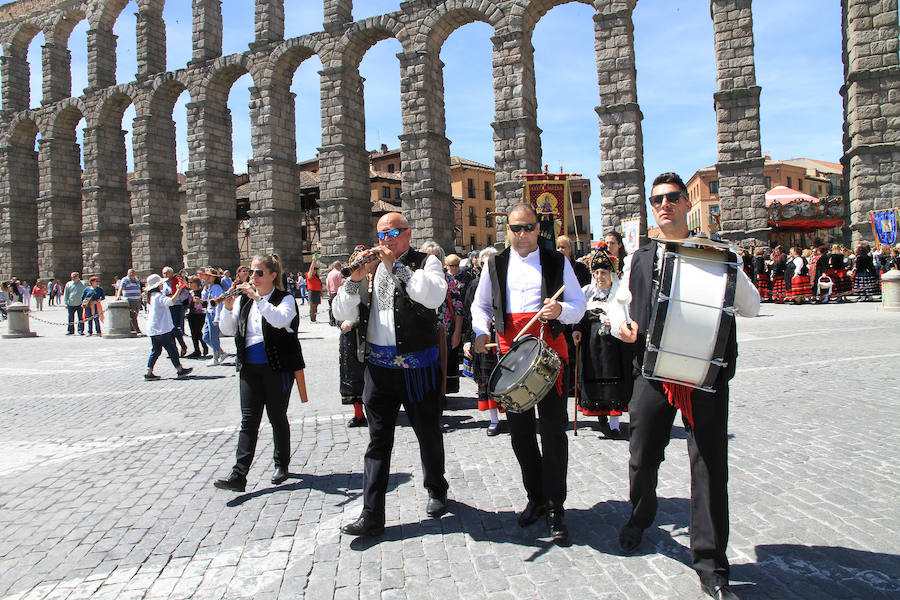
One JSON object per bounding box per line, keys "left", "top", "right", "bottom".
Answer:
{"left": 187, "top": 312, "right": 207, "bottom": 354}
{"left": 627, "top": 375, "right": 730, "bottom": 586}
{"left": 232, "top": 363, "right": 292, "bottom": 477}
{"left": 361, "top": 363, "right": 448, "bottom": 521}
{"left": 506, "top": 367, "right": 568, "bottom": 509}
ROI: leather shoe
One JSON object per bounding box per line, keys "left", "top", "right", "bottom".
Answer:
{"left": 618, "top": 521, "right": 644, "bottom": 554}
{"left": 701, "top": 583, "right": 740, "bottom": 600}
{"left": 426, "top": 494, "right": 448, "bottom": 517}
{"left": 486, "top": 422, "right": 500, "bottom": 436}
{"left": 271, "top": 466, "right": 288, "bottom": 485}
{"left": 213, "top": 473, "right": 246, "bottom": 492}
{"left": 347, "top": 416, "right": 367, "bottom": 428}
{"left": 547, "top": 508, "right": 569, "bottom": 544}
{"left": 517, "top": 501, "right": 547, "bottom": 526}
{"left": 341, "top": 514, "right": 384, "bottom": 537}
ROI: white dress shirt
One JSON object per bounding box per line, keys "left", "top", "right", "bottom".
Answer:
{"left": 471, "top": 248, "right": 587, "bottom": 339}
{"left": 331, "top": 253, "right": 447, "bottom": 347}
{"left": 608, "top": 242, "right": 760, "bottom": 341}
{"left": 219, "top": 290, "right": 298, "bottom": 346}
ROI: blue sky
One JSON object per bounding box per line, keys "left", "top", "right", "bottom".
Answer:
{"left": 21, "top": 0, "right": 848, "bottom": 238}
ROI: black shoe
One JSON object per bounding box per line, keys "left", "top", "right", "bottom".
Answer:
{"left": 271, "top": 466, "right": 288, "bottom": 485}
{"left": 426, "top": 494, "right": 448, "bottom": 517}
{"left": 618, "top": 521, "right": 644, "bottom": 554}
{"left": 547, "top": 508, "right": 569, "bottom": 544}
{"left": 701, "top": 583, "right": 740, "bottom": 600}
{"left": 341, "top": 514, "right": 385, "bottom": 537}
{"left": 176, "top": 367, "right": 193, "bottom": 378}
{"left": 517, "top": 501, "right": 547, "bottom": 526}
{"left": 606, "top": 427, "right": 623, "bottom": 439}
{"left": 144, "top": 373, "right": 161, "bottom": 381}
{"left": 486, "top": 422, "right": 500, "bottom": 436}
{"left": 185, "top": 351, "right": 201, "bottom": 358}
{"left": 213, "top": 473, "right": 247, "bottom": 492}
{"left": 347, "top": 416, "right": 367, "bottom": 428}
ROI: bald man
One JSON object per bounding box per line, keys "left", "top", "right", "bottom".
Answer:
{"left": 333, "top": 212, "right": 450, "bottom": 536}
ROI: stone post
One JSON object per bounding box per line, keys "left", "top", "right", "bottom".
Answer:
{"left": 136, "top": 9, "right": 166, "bottom": 78}
{"left": 397, "top": 49, "right": 455, "bottom": 252}
{"left": 3, "top": 303, "right": 37, "bottom": 338}
{"left": 253, "top": 0, "right": 284, "bottom": 47}
{"left": 183, "top": 100, "right": 239, "bottom": 269}
{"left": 42, "top": 41, "right": 72, "bottom": 105}
{"left": 86, "top": 28, "right": 117, "bottom": 92}
{"left": 1, "top": 51, "right": 30, "bottom": 112}
{"left": 130, "top": 113, "right": 183, "bottom": 276}
{"left": 316, "top": 64, "right": 375, "bottom": 264}
{"left": 0, "top": 144, "right": 39, "bottom": 281}
{"left": 594, "top": 2, "right": 647, "bottom": 240}
{"left": 37, "top": 135, "right": 83, "bottom": 281}
{"left": 104, "top": 299, "right": 137, "bottom": 337}
{"left": 491, "top": 29, "right": 542, "bottom": 243}
{"left": 191, "top": 0, "right": 223, "bottom": 65}
{"left": 323, "top": 0, "right": 353, "bottom": 33}
{"left": 841, "top": 0, "right": 900, "bottom": 245}
{"left": 710, "top": 0, "right": 768, "bottom": 248}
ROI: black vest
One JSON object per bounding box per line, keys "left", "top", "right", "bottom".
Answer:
{"left": 234, "top": 288, "right": 305, "bottom": 372}
{"left": 488, "top": 247, "right": 565, "bottom": 338}
{"left": 628, "top": 241, "right": 738, "bottom": 385}
{"left": 357, "top": 248, "right": 439, "bottom": 355}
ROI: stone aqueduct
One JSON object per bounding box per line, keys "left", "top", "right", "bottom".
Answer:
{"left": 0, "top": 0, "right": 897, "bottom": 284}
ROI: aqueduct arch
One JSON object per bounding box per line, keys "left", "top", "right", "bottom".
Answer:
{"left": 0, "top": 0, "right": 897, "bottom": 286}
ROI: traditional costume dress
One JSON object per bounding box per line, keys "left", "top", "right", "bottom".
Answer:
{"left": 339, "top": 246, "right": 370, "bottom": 427}
{"left": 575, "top": 249, "right": 633, "bottom": 438}
{"left": 753, "top": 255, "right": 771, "bottom": 300}
{"left": 787, "top": 255, "right": 813, "bottom": 302}
{"left": 853, "top": 251, "right": 879, "bottom": 300}
{"left": 770, "top": 251, "right": 787, "bottom": 302}
{"left": 825, "top": 251, "right": 851, "bottom": 299}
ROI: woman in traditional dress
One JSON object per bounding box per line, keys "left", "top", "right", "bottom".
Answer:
{"left": 851, "top": 243, "right": 879, "bottom": 301}
{"left": 824, "top": 243, "right": 851, "bottom": 301}
{"left": 753, "top": 248, "right": 770, "bottom": 301}
{"left": 787, "top": 246, "right": 813, "bottom": 304}
{"left": 572, "top": 245, "right": 633, "bottom": 439}
{"left": 769, "top": 246, "right": 787, "bottom": 303}
{"left": 339, "top": 246, "right": 369, "bottom": 428}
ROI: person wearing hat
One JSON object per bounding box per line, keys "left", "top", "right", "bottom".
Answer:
{"left": 144, "top": 274, "right": 193, "bottom": 381}
{"left": 571, "top": 243, "right": 633, "bottom": 439}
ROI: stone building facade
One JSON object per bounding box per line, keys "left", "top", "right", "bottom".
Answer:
{"left": 0, "top": 0, "right": 896, "bottom": 286}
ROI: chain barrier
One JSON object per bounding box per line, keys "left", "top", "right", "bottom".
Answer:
{"left": 13, "top": 305, "right": 151, "bottom": 328}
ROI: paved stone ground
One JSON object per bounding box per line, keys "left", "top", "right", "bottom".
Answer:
{"left": 0, "top": 300, "right": 898, "bottom": 599}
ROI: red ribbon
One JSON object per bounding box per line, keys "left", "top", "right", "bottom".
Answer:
{"left": 662, "top": 381, "right": 694, "bottom": 428}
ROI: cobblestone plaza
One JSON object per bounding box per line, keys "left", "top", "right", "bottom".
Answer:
{"left": 0, "top": 302, "right": 897, "bottom": 599}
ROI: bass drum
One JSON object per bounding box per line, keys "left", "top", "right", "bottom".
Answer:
{"left": 488, "top": 335, "right": 562, "bottom": 413}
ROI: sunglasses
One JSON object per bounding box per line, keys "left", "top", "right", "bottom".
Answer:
{"left": 249, "top": 269, "right": 266, "bottom": 277}
{"left": 508, "top": 223, "right": 537, "bottom": 233}
{"left": 648, "top": 191, "right": 685, "bottom": 206}
{"left": 377, "top": 227, "right": 409, "bottom": 240}
{"left": 446, "top": 263, "right": 460, "bottom": 268}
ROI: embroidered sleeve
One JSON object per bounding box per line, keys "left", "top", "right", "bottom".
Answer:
{"left": 393, "top": 263, "right": 413, "bottom": 284}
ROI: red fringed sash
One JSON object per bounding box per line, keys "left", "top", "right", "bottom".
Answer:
{"left": 498, "top": 312, "right": 568, "bottom": 396}
{"left": 662, "top": 381, "right": 694, "bottom": 428}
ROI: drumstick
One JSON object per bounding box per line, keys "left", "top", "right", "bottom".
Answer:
{"left": 512, "top": 285, "right": 567, "bottom": 343}
{"left": 616, "top": 290, "right": 633, "bottom": 325}
{"left": 573, "top": 343, "right": 579, "bottom": 437}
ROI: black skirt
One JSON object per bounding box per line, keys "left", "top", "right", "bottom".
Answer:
{"left": 577, "top": 320, "right": 633, "bottom": 413}
{"left": 339, "top": 328, "right": 365, "bottom": 404}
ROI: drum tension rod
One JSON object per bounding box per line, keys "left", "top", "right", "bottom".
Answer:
{"left": 656, "top": 294, "right": 738, "bottom": 314}
{"left": 643, "top": 373, "right": 716, "bottom": 394}
{"left": 647, "top": 344, "right": 729, "bottom": 368}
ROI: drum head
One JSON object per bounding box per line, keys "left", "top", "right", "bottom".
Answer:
{"left": 489, "top": 336, "right": 541, "bottom": 393}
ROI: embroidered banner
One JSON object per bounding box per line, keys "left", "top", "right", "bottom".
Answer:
{"left": 621, "top": 216, "right": 642, "bottom": 254}
{"left": 523, "top": 178, "right": 569, "bottom": 251}
{"left": 871, "top": 209, "right": 898, "bottom": 246}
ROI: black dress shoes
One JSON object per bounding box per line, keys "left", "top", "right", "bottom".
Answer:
{"left": 347, "top": 416, "right": 367, "bottom": 428}
{"left": 426, "top": 494, "right": 448, "bottom": 517}
{"left": 213, "top": 473, "right": 247, "bottom": 492}
{"left": 486, "top": 422, "right": 500, "bottom": 436}
{"left": 701, "top": 583, "right": 740, "bottom": 600}
{"left": 517, "top": 501, "right": 548, "bottom": 526}
{"left": 547, "top": 508, "right": 569, "bottom": 544}
{"left": 618, "top": 520, "right": 644, "bottom": 554}
{"left": 341, "top": 514, "right": 385, "bottom": 537}
{"left": 271, "top": 466, "right": 288, "bottom": 485}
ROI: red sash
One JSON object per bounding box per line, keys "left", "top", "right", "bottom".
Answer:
{"left": 498, "top": 313, "right": 568, "bottom": 395}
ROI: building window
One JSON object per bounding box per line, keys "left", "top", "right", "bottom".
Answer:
{"left": 787, "top": 176, "right": 792, "bottom": 189}
{"left": 485, "top": 208, "right": 493, "bottom": 228}
{"left": 486, "top": 235, "right": 492, "bottom": 247}
{"left": 484, "top": 181, "right": 492, "bottom": 201}
{"left": 387, "top": 163, "right": 395, "bottom": 173}
{"left": 467, "top": 178, "right": 476, "bottom": 199}
{"left": 709, "top": 204, "right": 720, "bottom": 227}
{"left": 575, "top": 215, "right": 584, "bottom": 234}
{"left": 572, "top": 191, "right": 582, "bottom": 204}
{"left": 470, "top": 235, "right": 476, "bottom": 250}
{"left": 382, "top": 186, "right": 391, "bottom": 198}
{"left": 468, "top": 206, "right": 476, "bottom": 226}
{"left": 764, "top": 176, "right": 771, "bottom": 189}
{"left": 797, "top": 178, "right": 803, "bottom": 191}
{"left": 709, "top": 181, "right": 719, "bottom": 194}
{"left": 394, "top": 187, "right": 401, "bottom": 199}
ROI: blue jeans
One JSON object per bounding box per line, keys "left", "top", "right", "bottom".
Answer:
{"left": 203, "top": 312, "right": 222, "bottom": 356}
{"left": 148, "top": 330, "right": 181, "bottom": 371}
{"left": 67, "top": 305, "right": 84, "bottom": 334}
{"left": 84, "top": 305, "right": 101, "bottom": 335}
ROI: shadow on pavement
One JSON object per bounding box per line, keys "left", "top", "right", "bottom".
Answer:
{"left": 225, "top": 471, "right": 412, "bottom": 508}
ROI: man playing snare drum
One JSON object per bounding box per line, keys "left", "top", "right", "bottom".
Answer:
{"left": 610, "top": 172, "right": 759, "bottom": 600}
{"left": 471, "top": 203, "right": 585, "bottom": 544}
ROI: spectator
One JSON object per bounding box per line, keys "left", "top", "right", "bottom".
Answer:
{"left": 326, "top": 261, "right": 345, "bottom": 326}
{"left": 306, "top": 255, "right": 322, "bottom": 322}
{"left": 31, "top": 280, "right": 47, "bottom": 311}
{"left": 115, "top": 268, "right": 144, "bottom": 335}
{"left": 221, "top": 270, "right": 233, "bottom": 290}
{"left": 297, "top": 273, "right": 307, "bottom": 305}
{"left": 201, "top": 268, "right": 226, "bottom": 365}
{"left": 185, "top": 276, "right": 208, "bottom": 358}
{"left": 162, "top": 266, "right": 190, "bottom": 357}
{"left": 63, "top": 272, "right": 87, "bottom": 335}
{"left": 81, "top": 276, "right": 106, "bottom": 336}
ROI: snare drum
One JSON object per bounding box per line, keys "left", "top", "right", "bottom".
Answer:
{"left": 488, "top": 335, "right": 562, "bottom": 413}
{"left": 643, "top": 240, "right": 739, "bottom": 392}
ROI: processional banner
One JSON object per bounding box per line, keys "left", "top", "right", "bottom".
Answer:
{"left": 523, "top": 178, "right": 569, "bottom": 252}
{"left": 871, "top": 209, "right": 898, "bottom": 246}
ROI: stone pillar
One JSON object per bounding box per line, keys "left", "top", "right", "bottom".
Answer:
{"left": 137, "top": 10, "right": 166, "bottom": 78}
{"left": 42, "top": 41, "right": 72, "bottom": 105}
{"left": 104, "top": 299, "right": 137, "bottom": 338}
{"left": 323, "top": 0, "right": 353, "bottom": 32}
{"left": 86, "top": 28, "right": 117, "bottom": 92}
{"left": 253, "top": 0, "right": 285, "bottom": 47}
{"left": 397, "top": 49, "right": 455, "bottom": 252}
{"left": 191, "top": 0, "right": 223, "bottom": 65}
{"left": 37, "top": 135, "right": 83, "bottom": 281}
{"left": 710, "top": 0, "right": 768, "bottom": 248}
{"left": 491, "top": 29, "right": 542, "bottom": 243}
{"left": 183, "top": 100, "right": 239, "bottom": 269}
{"left": 1, "top": 51, "right": 30, "bottom": 112}
{"left": 594, "top": 3, "right": 647, "bottom": 240}
{"left": 247, "top": 85, "right": 302, "bottom": 268}
{"left": 0, "top": 144, "right": 39, "bottom": 281}
{"left": 3, "top": 303, "right": 38, "bottom": 338}
{"left": 81, "top": 124, "right": 132, "bottom": 282}
{"left": 317, "top": 65, "right": 373, "bottom": 264}
{"left": 130, "top": 114, "right": 183, "bottom": 276}
{"left": 841, "top": 0, "right": 900, "bottom": 244}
